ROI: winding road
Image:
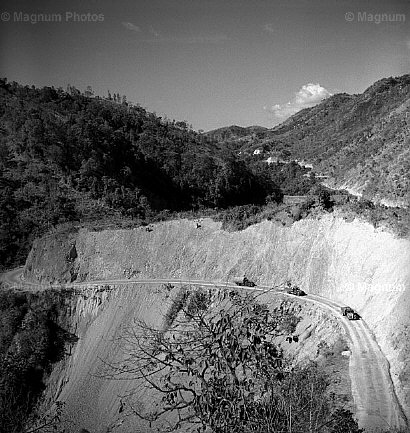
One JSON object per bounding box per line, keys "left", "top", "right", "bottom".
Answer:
{"left": 1, "top": 268, "right": 408, "bottom": 431}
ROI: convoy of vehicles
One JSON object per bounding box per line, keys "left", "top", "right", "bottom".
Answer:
{"left": 233, "top": 278, "right": 360, "bottom": 320}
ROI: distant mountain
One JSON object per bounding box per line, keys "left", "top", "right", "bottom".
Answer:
{"left": 217, "top": 75, "right": 410, "bottom": 207}
{"left": 204, "top": 125, "right": 268, "bottom": 145}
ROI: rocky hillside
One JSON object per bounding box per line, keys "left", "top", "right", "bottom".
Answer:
{"left": 216, "top": 75, "right": 410, "bottom": 207}
{"left": 24, "top": 215, "right": 410, "bottom": 428}
{"left": 33, "top": 283, "right": 350, "bottom": 433}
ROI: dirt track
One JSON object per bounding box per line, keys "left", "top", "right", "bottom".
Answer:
{"left": 308, "top": 294, "right": 407, "bottom": 430}
{"left": 1, "top": 268, "right": 408, "bottom": 431}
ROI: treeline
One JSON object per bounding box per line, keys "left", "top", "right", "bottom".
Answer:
{"left": 1, "top": 79, "right": 288, "bottom": 269}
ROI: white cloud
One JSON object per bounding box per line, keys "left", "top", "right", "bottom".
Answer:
{"left": 122, "top": 22, "right": 141, "bottom": 32}
{"left": 267, "top": 83, "right": 332, "bottom": 120}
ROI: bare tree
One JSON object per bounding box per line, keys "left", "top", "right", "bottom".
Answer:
{"left": 103, "top": 287, "right": 362, "bottom": 433}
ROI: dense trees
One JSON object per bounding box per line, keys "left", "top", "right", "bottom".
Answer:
{"left": 247, "top": 160, "right": 316, "bottom": 196}
{"left": 0, "top": 288, "right": 75, "bottom": 433}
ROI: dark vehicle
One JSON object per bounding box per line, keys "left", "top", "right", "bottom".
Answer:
{"left": 286, "top": 285, "right": 307, "bottom": 296}
{"left": 234, "top": 276, "right": 257, "bottom": 287}
{"left": 340, "top": 306, "right": 360, "bottom": 320}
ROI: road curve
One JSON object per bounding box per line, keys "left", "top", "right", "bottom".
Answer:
{"left": 307, "top": 294, "right": 407, "bottom": 430}
{"left": 1, "top": 268, "right": 407, "bottom": 430}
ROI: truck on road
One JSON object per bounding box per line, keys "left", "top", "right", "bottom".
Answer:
{"left": 285, "top": 280, "right": 307, "bottom": 296}
{"left": 341, "top": 306, "right": 360, "bottom": 320}
{"left": 233, "top": 276, "right": 257, "bottom": 287}
{"left": 287, "top": 286, "right": 307, "bottom": 296}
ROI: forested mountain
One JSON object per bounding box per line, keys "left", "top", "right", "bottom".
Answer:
{"left": 0, "top": 80, "right": 284, "bottom": 268}
{"left": 204, "top": 125, "right": 268, "bottom": 146}
{"left": 2, "top": 75, "right": 408, "bottom": 269}
{"left": 215, "top": 75, "right": 410, "bottom": 207}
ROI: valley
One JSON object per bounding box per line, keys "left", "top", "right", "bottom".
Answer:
{"left": 1, "top": 74, "right": 409, "bottom": 433}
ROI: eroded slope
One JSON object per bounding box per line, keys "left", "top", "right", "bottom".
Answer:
{"left": 24, "top": 215, "right": 410, "bottom": 424}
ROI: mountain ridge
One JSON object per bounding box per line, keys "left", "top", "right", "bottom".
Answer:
{"left": 210, "top": 75, "right": 410, "bottom": 207}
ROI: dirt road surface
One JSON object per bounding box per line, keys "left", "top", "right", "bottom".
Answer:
{"left": 1, "top": 268, "right": 407, "bottom": 431}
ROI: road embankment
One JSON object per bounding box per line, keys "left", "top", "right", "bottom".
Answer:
{"left": 21, "top": 215, "right": 410, "bottom": 428}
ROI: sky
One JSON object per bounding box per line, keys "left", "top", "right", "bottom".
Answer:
{"left": 0, "top": 0, "right": 409, "bottom": 131}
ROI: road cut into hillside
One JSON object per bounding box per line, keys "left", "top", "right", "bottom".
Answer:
{"left": 2, "top": 265, "right": 408, "bottom": 431}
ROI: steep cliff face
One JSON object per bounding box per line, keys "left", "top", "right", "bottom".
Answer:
{"left": 38, "top": 284, "right": 351, "bottom": 433}
{"left": 24, "top": 231, "right": 77, "bottom": 284}
{"left": 41, "top": 283, "right": 169, "bottom": 433}
{"left": 25, "top": 215, "right": 410, "bottom": 426}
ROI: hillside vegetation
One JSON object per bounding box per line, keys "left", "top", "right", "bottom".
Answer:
{"left": 2, "top": 76, "right": 409, "bottom": 269}
{"left": 209, "top": 75, "right": 410, "bottom": 207}
{"left": 0, "top": 80, "right": 286, "bottom": 269}
{"left": 0, "top": 287, "right": 75, "bottom": 433}
{"left": 204, "top": 125, "right": 268, "bottom": 148}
